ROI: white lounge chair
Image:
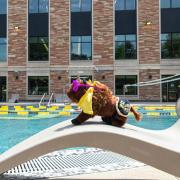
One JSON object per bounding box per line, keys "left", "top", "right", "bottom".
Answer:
{"left": 8, "top": 94, "right": 19, "bottom": 103}
{"left": 0, "top": 113, "right": 180, "bottom": 176}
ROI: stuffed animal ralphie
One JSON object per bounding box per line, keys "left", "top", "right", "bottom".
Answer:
{"left": 66, "top": 79, "right": 141, "bottom": 127}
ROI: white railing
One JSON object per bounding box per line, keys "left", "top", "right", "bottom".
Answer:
{"left": 39, "top": 93, "right": 46, "bottom": 107}
{"left": 47, "top": 93, "right": 54, "bottom": 107}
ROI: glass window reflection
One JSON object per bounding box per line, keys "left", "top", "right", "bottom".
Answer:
{"left": 71, "top": 0, "right": 91, "bottom": 12}
{"left": 71, "top": 36, "right": 92, "bottom": 60}
{"left": 115, "top": 0, "right": 136, "bottom": 10}
{"left": 0, "top": 0, "right": 7, "bottom": 14}
{"left": 29, "top": 0, "right": 48, "bottom": 13}
{"left": 115, "top": 34, "right": 137, "bottom": 59}
{"left": 0, "top": 38, "right": 7, "bottom": 62}
{"left": 172, "top": 0, "right": 180, "bottom": 8}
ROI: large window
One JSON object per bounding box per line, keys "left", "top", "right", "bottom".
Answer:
{"left": 161, "top": 0, "right": 180, "bottom": 8}
{"left": 115, "top": 0, "right": 136, "bottom": 10}
{"left": 71, "top": 36, "right": 92, "bottom": 60}
{"left": 115, "top": 34, "right": 137, "bottom": 59}
{"left": 29, "top": 37, "right": 49, "bottom": 61}
{"left": 162, "top": 75, "right": 180, "bottom": 102}
{"left": 161, "top": 33, "right": 180, "bottom": 59}
{"left": 28, "top": 76, "right": 49, "bottom": 95}
{"left": 115, "top": 75, "right": 137, "bottom": 95}
{"left": 0, "top": 77, "right": 6, "bottom": 102}
{"left": 71, "top": 0, "right": 91, "bottom": 12}
{"left": 0, "top": 38, "right": 7, "bottom": 62}
{"left": 29, "top": 0, "right": 48, "bottom": 13}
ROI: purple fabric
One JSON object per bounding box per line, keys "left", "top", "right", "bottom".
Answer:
{"left": 72, "top": 80, "right": 92, "bottom": 92}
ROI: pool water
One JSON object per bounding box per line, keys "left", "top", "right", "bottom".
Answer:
{"left": 0, "top": 115, "right": 76, "bottom": 153}
{"left": 0, "top": 111, "right": 178, "bottom": 153}
{"left": 127, "top": 115, "right": 178, "bottom": 130}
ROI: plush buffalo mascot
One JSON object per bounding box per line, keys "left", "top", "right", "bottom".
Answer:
{"left": 67, "top": 79, "right": 141, "bottom": 127}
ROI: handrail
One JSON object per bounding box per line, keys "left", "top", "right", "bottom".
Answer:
{"left": 47, "top": 93, "right": 53, "bottom": 107}
{"left": 39, "top": 93, "right": 46, "bottom": 107}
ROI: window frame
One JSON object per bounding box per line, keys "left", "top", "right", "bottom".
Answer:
{"left": 161, "top": 0, "right": 180, "bottom": 8}
{"left": 28, "top": 76, "right": 49, "bottom": 96}
{"left": 71, "top": 36, "right": 92, "bottom": 60}
{"left": 161, "top": 33, "right": 180, "bottom": 59}
{"left": 71, "top": 0, "right": 92, "bottom": 12}
{"left": 0, "top": 0, "right": 7, "bottom": 14}
{"left": 0, "top": 38, "right": 7, "bottom": 62}
{"left": 115, "top": 75, "right": 138, "bottom": 96}
{"left": 115, "top": 34, "right": 137, "bottom": 60}
{"left": 28, "top": 36, "right": 49, "bottom": 61}
{"left": 115, "top": 0, "right": 136, "bottom": 11}
{"left": 115, "top": 74, "right": 138, "bottom": 96}
{"left": 29, "top": 0, "right": 49, "bottom": 14}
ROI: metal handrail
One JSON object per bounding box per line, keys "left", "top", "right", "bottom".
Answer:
{"left": 39, "top": 93, "right": 46, "bottom": 107}
{"left": 47, "top": 93, "right": 53, "bottom": 107}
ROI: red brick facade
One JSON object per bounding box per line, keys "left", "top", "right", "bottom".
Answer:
{"left": 93, "top": 0, "right": 114, "bottom": 65}
{"left": 8, "top": 71, "right": 26, "bottom": 100}
{"left": 8, "top": 0, "right": 27, "bottom": 66}
{"left": 139, "top": 69, "right": 160, "bottom": 101}
{"left": 138, "top": 0, "right": 160, "bottom": 64}
{"left": 1, "top": 0, "right": 179, "bottom": 102}
{"left": 50, "top": 70, "right": 69, "bottom": 94}
{"left": 50, "top": 0, "right": 69, "bottom": 66}
{"left": 94, "top": 70, "right": 114, "bottom": 92}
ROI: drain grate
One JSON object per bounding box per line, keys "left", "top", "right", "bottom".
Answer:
{"left": 3, "top": 148, "right": 145, "bottom": 179}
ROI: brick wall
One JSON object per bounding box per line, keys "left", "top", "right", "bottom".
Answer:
{"left": 94, "top": 70, "right": 114, "bottom": 92}
{"left": 138, "top": 0, "right": 160, "bottom": 64}
{"left": 8, "top": 71, "right": 26, "bottom": 100}
{"left": 50, "top": 0, "right": 69, "bottom": 66}
{"left": 139, "top": 69, "right": 160, "bottom": 101}
{"left": 50, "top": 70, "right": 69, "bottom": 94}
{"left": 8, "top": 0, "right": 27, "bottom": 66}
{"left": 93, "top": 0, "right": 114, "bottom": 65}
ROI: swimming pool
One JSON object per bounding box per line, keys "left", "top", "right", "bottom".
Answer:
{"left": 0, "top": 106, "right": 178, "bottom": 153}
{"left": 0, "top": 115, "right": 76, "bottom": 153}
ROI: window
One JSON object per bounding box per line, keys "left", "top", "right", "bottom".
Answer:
{"left": 172, "top": 0, "right": 180, "bottom": 8}
{"left": 28, "top": 76, "right": 49, "bottom": 95}
{"left": 115, "top": 0, "right": 136, "bottom": 10}
{"left": 115, "top": 34, "right": 137, "bottom": 59}
{"left": 29, "top": 0, "right": 48, "bottom": 13}
{"left": 115, "top": 75, "right": 137, "bottom": 95}
{"left": 0, "top": 0, "right": 7, "bottom": 14}
{"left": 29, "top": 37, "right": 49, "bottom": 61}
{"left": 0, "top": 38, "right": 7, "bottom": 62}
{"left": 162, "top": 75, "right": 180, "bottom": 102}
{"left": 161, "top": 33, "right": 180, "bottom": 59}
{"left": 161, "top": 0, "right": 180, "bottom": 8}
{"left": 71, "top": 75, "right": 92, "bottom": 83}
{"left": 71, "top": 0, "right": 91, "bottom": 12}
{"left": 71, "top": 36, "right": 92, "bottom": 60}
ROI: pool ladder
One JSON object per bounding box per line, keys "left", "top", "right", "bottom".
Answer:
{"left": 38, "top": 93, "right": 46, "bottom": 107}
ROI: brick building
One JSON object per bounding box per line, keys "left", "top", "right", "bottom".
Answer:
{"left": 0, "top": 0, "right": 180, "bottom": 102}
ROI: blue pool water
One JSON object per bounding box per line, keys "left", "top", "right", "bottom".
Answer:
{"left": 0, "top": 113, "right": 178, "bottom": 153}
{"left": 127, "top": 115, "right": 178, "bottom": 130}
{"left": 0, "top": 115, "right": 76, "bottom": 153}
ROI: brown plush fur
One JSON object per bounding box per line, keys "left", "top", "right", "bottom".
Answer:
{"left": 67, "top": 80, "right": 141, "bottom": 127}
